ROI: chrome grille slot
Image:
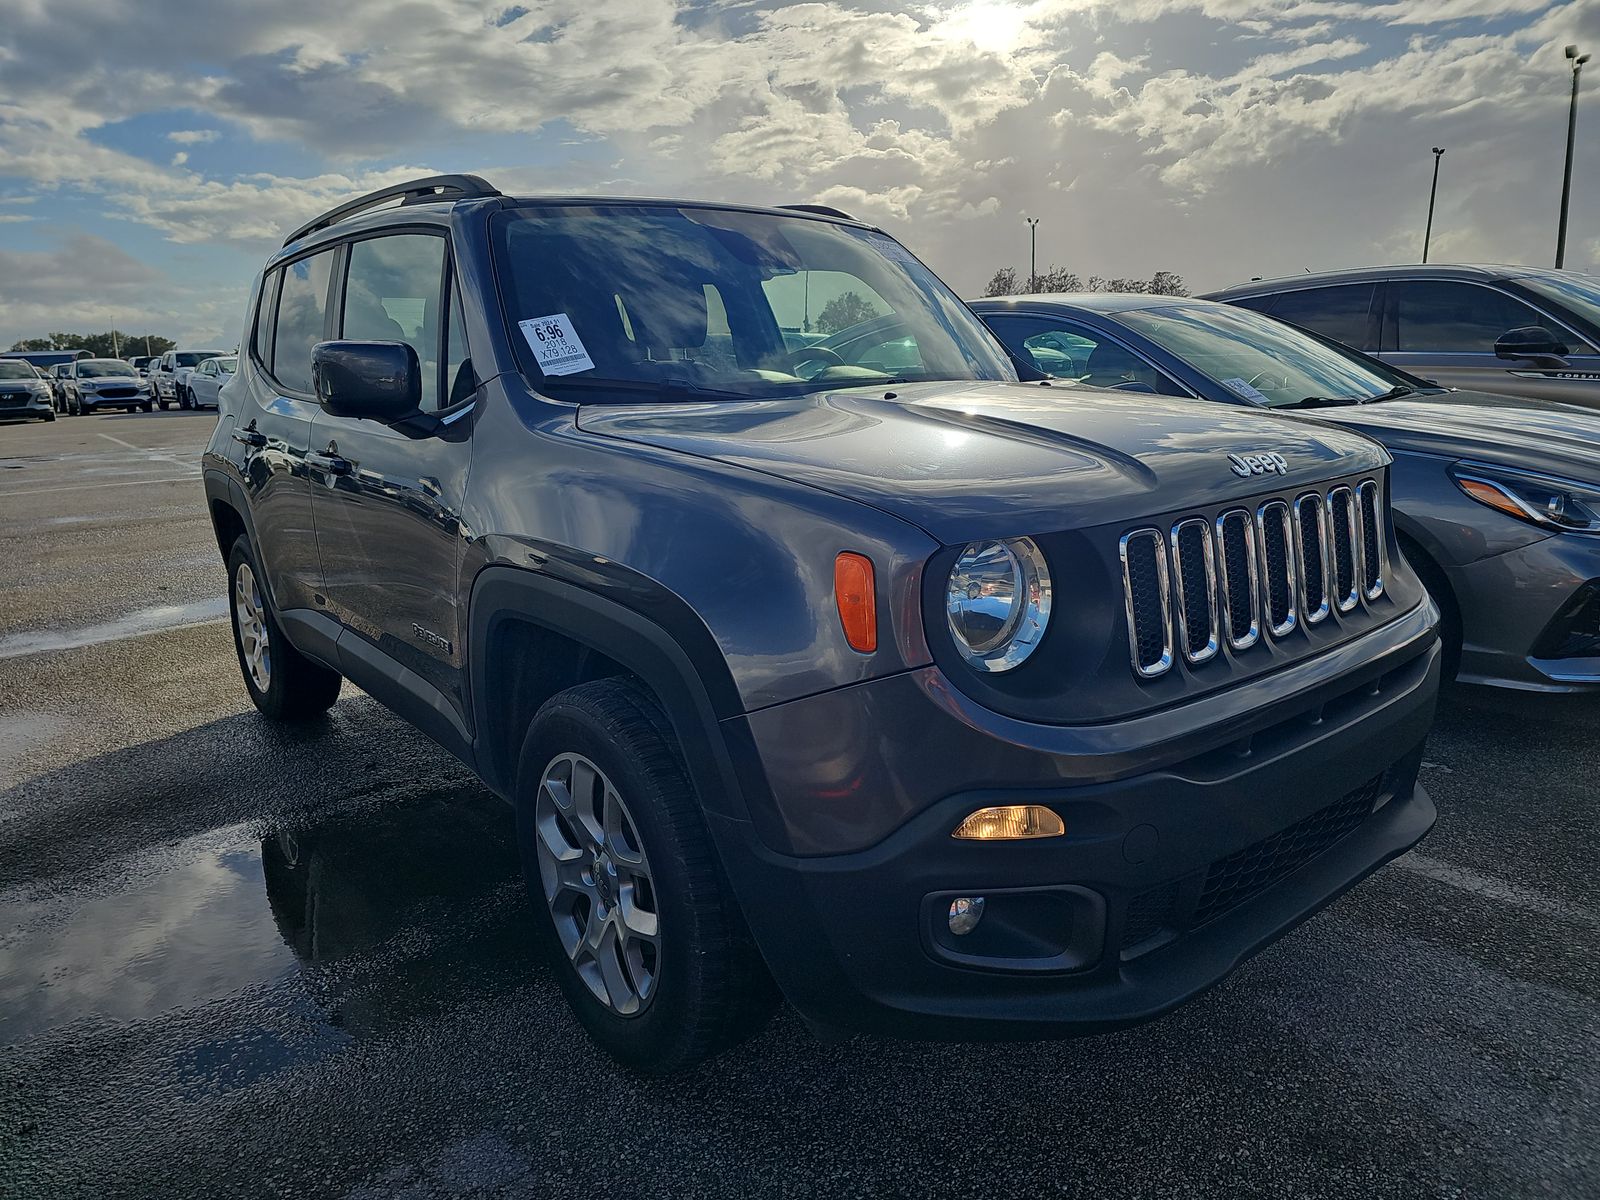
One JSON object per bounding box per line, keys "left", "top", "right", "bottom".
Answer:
{"left": 1256, "top": 500, "right": 1298, "bottom": 637}
{"left": 1214, "top": 509, "right": 1260, "bottom": 652}
{"left": 1293, "top": 492, "right": 1331, "bottom": 625}
{"left": 1357, "top": 479, "right": 1385, "bottom": 600}
{"left": 1170, "top": 518, "right": 1220, "bottom": 665}
{"left": 1120, "top": 529, "right": 1173, "bottom": 678}
{"left": 1327, "top": 486, "right": 1360, "bottom": 613}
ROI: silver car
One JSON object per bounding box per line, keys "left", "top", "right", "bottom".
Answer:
{"left": 185, "top": 355, "right": 236, "bottom": 409}
{"left": 1203, "top": 264, "right": 1600, "bottom": 409}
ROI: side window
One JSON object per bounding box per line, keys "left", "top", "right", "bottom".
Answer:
{"left": 341, "top": 234, "right": 446, "bottom": 411}
{"left": 1266, "top": 284, "right": 1377, "bottom": 349}
{"left": 986, "top": 315, "right": 1186, "bottom": 396}
{"left": 252, "top": 271, "right": 279, "bottom": 368}
{"left": 1392, "top": 281, "right": 1551, "bottom": 353}
{"left": 271, "top": 250, "right": 337, "bottom": 394}
{"left": 443, "top": 277, "right": 473, "bottom": 408}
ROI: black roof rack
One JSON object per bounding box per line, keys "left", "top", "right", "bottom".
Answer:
{"left": 778, "top": 203, "right": 857, "bottom": 221}
{"left": 283, "top": 174, "right": 501, "bottom": 247}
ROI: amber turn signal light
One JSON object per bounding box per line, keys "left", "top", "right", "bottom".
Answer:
{"left": 834, "top": 552, "right": 878, "bottom": 653}
{"left": 952, "top": 805, "right": 1066, "bottom": 840}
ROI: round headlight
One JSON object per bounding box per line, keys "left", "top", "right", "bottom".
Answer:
{"left": 944, "top": 537, "right": 1052, "bottom": 672}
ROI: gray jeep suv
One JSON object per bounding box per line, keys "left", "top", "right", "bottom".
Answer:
{"left": 204, "top": 175, "right": 1441, "bottom": 1072}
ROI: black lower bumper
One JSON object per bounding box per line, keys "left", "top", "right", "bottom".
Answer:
{"left": 712, "top": 636, "right": 1440, "bottom": 1040}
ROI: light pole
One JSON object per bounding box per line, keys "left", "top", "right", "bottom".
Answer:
{"left": 1025, "top": 216, "right": 1040, "bottom": 292}
{"left": 1557, "top": 44, "right": 1590, "bottom": 269}
{"left": 1422, "top": 147, "right": 1445, "bottom": 263}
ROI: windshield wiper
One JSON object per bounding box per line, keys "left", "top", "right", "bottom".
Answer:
{"left": 1359, "top": 384, "right": 1416, "bottom": 404}
{"left": 1277, "top": 395, "right": 1364, "bottom": 410}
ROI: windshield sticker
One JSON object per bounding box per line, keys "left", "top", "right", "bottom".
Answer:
{"left": 1221, "top": 377, "right": 1270, "bottom": 404}
{"left": 519, "top": 314, "right": 595, "bottom": 376}
{"left": 864, "top": 232, "right": 921, "bottom": 269}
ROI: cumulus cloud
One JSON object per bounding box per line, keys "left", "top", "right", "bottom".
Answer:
{"left": 0, "top": 0, "right": 1594, "bottom": 338}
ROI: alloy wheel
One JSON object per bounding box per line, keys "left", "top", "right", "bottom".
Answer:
{"left": 233, "top": 562, "right": 272, "bottom": 692}
{"left": 533, "top": 752, "right": 662, "bottom": 1016}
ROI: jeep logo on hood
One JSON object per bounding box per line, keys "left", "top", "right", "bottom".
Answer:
{"left": 1228, "top": 451, "right": 1289, "bottom": 478}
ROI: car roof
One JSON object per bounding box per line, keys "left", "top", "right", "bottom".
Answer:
{"left": 273, "top": 183, "right": 879, "bottom": 266}
{"left": 970, "top": 292, "right": 1203, "bottom": 315}
{"left": 1202, "top": 262, "right": 1568, "bottom": 300}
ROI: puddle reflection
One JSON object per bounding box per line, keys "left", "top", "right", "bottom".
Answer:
{"left": 1, "top": 788, "right": 528, "bottom": 1047}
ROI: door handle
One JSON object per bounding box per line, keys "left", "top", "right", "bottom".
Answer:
{"left": 309, "top": 452, "right": 353, "bottom": 476}
{"left": 231, "top": 428, "right": 267, "bottom": 448}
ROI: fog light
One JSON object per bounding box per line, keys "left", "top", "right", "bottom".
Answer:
{"left": 948, "top": 896, "right": 985, "bottom": 935}
{"left": 951, "top": 805, "right": 1065, "bottom": 840}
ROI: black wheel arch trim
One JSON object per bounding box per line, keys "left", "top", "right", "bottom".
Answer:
{"left": 466, "top": 564, "right": 774, "bottom": 834}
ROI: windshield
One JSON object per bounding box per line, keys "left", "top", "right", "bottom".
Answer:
{"left": 0, "top": 361, "right": 36, "bottom": 380}
{"left": 1118, "top": 303, "right": 1408, "bottom": 406}
{"left": 491, "top": 205, "right": 1016, "bottom": 399}
{"left": 78, "top": 360, "right": 135, "bottom": 378}
{"left": 1517, "top": 273, "right": 1600, "bottom": 329}
{"left": 175, "top": 351, "right": 225, "bottom": 367}
{"left": 215, "top": 357, "right": 237, "bottom": 373}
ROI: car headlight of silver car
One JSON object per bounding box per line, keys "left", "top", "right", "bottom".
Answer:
{"left": 1451, "top": 462, "right": 1600, "bottom": 534}
{"left": 944, "top": 537, "right": 1052, "bottom": 672}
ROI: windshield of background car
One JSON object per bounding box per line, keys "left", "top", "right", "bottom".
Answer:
{"left": 78, "top": 361, "right": 136, "bottom": 378}
{"left": 1117, "top": 303, "right": 1402, "bottom": 406}
{"left": 0, "top": 362, "right": 35, "bottom": 380}
{"left": 175, "top": 352, "right": 223, "bottom": 367}
{"left": 491, "top": 205, "right": 1017, "bottom": 398}
{"left": 216, "top": 357, "right": 237, "bottom": 373}
{"left": 1517, "top": 273, "right": 1600, "bottom": 335}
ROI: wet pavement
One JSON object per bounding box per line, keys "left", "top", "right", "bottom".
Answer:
{"left": 2, "top": 412, "right": 1598, "bottom": 1198}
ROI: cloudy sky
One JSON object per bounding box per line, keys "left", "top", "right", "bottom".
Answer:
{"left": 0, "top": 0, "right": 1595, "bottom": 349}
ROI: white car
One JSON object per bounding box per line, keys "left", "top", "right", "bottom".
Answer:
{"left": 153, "top": 349, "right": 229, "bottom": 409}
{"left": 186, "top": 356, "right": 236, "bottom": 409}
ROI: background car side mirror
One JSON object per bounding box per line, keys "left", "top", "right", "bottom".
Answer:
{"left": 312, "top": 341, "right": 420, "bottom": 421}
{"left": 1494, "top": 326, "right": 1568, "bottom": 361}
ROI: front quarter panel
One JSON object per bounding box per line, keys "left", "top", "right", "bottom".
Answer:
{"left": 462, "top": 385, "right": 941, "bottom": 715}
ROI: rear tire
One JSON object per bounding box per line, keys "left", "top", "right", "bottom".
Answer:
{"left": 515, "top": 677, "right": 777, "bottom": 1073}
{"left": 140, "top": 402, "right": 153, "bottom": 413}
{"left": 227, "top": 536, "right": 342, "bottom": 721}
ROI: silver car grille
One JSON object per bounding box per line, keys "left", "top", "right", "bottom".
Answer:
{"left": 1120, "top": 478, "right": 1387, "bottom": 680}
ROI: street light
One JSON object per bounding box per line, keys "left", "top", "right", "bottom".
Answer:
{"left": 1423, "top": 147, "right": 1445, "bottom": 263}
{"left": 1557, "top": 44, "right": 1590, "bottom": 269}
{"left": 1024, "top": 216, "right": 1040, "bottom": 292}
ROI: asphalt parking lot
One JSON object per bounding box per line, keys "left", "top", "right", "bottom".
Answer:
{"left": 1, "top": 412, "right": 1598, "bottom": 1199}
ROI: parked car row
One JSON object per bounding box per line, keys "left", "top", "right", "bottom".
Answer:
{"left": 0, "top": 352, "right": 237, "bottom": 418}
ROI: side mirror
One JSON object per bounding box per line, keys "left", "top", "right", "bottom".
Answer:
{"left": 312, "top": 341, "right": 420, "bottom": 420}
{"left": 1495, "top": 326, "right": 1568, "bottom": 361}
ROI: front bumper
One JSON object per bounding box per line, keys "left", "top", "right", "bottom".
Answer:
{"left": 0, "top": 393, "right": 54, "bottom": 419}
{"left": 712, "top": 617, "right": 1440, "bottom": 1040}
{"left": 1450, "top": 531, "right": 1600, "bottom": 691}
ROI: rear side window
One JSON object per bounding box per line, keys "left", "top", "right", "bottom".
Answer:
{"left": 1263, "top": 284, "right": 1376, "bottom": 349}
{"left": 252, "top": 272, "right": 279, "bottom": 367}
{"left": 272, "top": 250, "right": 337, "bottom": 393}
{"left": 341, "top": 234, "right": 447, "bottom": 411}
{"left": 1391, "top": 281, "right": 1549, "bottom": 353}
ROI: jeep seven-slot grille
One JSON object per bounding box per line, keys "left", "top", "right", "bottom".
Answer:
{"left": 1120, "top": 478, "right": 1385, "bottom": 679}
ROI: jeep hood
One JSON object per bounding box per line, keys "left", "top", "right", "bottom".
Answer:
{"left": 1317, "top": 389, "right": 1600, "bottom": 484}
{"left": 575, "top": 380, "right": 1388, "bottom": 543}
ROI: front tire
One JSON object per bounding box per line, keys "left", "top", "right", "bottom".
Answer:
{"left": 515, "top": 678, "right": 776, "bottom": 1073}
{"left": 227, "top": 537, "right": 341, "bottom": 720}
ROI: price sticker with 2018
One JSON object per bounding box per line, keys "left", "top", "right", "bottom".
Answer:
{"left": 518, "top": 313, "right": 596, "bottom": 376}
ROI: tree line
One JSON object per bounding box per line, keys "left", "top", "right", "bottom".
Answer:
{"left": 9, "top": 331, "right": 177, "bottom": 358}
{"left": 980, "top": 267, "right": 1189, "bottom": 298}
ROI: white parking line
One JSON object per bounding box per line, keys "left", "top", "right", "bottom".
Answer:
{"left": 0, "top": 599, "right": 228, "bottom": 659}
{"left": 97, "top": 432, "right": 199, "bottom": 474}
{"left": 0, "top": 476, "right": 198, "bottom": 499}
{"left": 1394, "top": 853, "right": 1600, "bottom": 931}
